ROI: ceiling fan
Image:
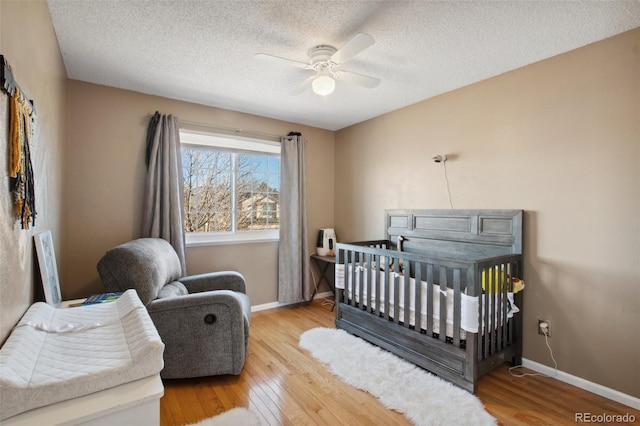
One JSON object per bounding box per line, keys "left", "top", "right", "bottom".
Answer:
{"left": 255, "top": 33, "right": 380, "bottom": 96}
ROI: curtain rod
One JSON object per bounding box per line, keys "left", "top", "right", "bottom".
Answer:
{"left": 178, "top": 119, "right": 282, "bottom": 141}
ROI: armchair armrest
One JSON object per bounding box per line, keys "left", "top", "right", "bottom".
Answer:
{"left": 179, "top": 271, "right": 246, "bottom": 294}
{"left": 147, "top": 290, "right": 246, "bottom": 316}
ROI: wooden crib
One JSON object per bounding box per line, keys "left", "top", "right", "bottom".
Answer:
{"left": 334, "top": 209, "right": 524, "bottom": 393}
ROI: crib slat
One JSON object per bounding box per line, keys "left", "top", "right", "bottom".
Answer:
{"left": 500, "top": 262, "right": 508, "bottom": 349}
{"left": 336, "top": 248, "right": 343, "bottom": 305}
{"left": 365, "top": 253, "right": 372, "bottom": 314}
{"left": 391, "top": 258, "right": 398, "bottom": 324}
{"left": 339, "top": 251, "right": 345, "bottom": 305}
{"left": 349, "top": 250, "right": 355, "bottom": 307}
{"left": 383, "top": 256, "right": 390, "bottom": 320}
{"left": 347, "top": 250, "right": 352, "bottom": 307}
{"left": 439, "top": 266, "right": 447, "bottom": 343}
{"left": 349, "top": 251, "right": 358, "bottom": 308}
{"left": 483, "top": 266, "right": 490, "bottom": 359}
{"left": 453, "top": 269, "right": 461, "bottom": 347}
{"left": 414, "top": 262, "right": 422, "bottom": 332}
{"left": 403, "top": 269, "right": 411, "bottom": 328}
{"left": 494, "top": 264, "right": 500, "bottom": 349}
{"left": 426, "top": 264, "right": 434, "bottom": 334}
{"left": 357, "top": 251, "right": 364, "bottom": 309}
{"left": 374, "top": 255, "right": 381, "bottom": 315}
{"left": 508, "top": 262, "right": 518, "bottom": 345}
{"left": 375, "top": 254, "right": 382, "bottom": 315}
{"left": 494, "top": 266, "right": 500, "bottom": 353}
{"left": 508, "top": 262, "right": 515, "bottom": 346}
{"left": 467, "top": 266, "right": 481, "bottom": 362}
{"left": 491, "top": 266, "right": 496, "bottom": 355}
{"left": 497, "top": 264, "right": 503, "bottom": 350}
{"left": 345, "top": 250, "right": 350, "bottom": 306}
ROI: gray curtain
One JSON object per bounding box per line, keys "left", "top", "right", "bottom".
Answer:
{"left": 278, "top": 133, "right": 311, "bottom": 303}
{"left": 142, "top": 112, "right": 187, "bottom": 275}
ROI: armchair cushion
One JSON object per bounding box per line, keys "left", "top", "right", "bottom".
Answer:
{"left": 157, "top": 281, "right": 188, "bottom": 299}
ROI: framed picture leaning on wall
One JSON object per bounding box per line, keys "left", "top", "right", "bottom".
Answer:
{"left": 34, "top": 230, "right": 61, "bottom": 306}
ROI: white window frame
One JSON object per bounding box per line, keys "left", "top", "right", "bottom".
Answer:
{"left": 180, "top": 129, "right": 281, "bottom": 246}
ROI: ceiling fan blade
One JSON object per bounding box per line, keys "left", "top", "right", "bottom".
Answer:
{"left": 254, "top": 53, "right": 311, "bottom": 69}
{"left": 330, "top": 33, "right": 375, "bottom": 64}
{"left": 335, "top": 70, "right": 380, "bottom": 89}
{"left": 289, "top": 75, "right": 316, "bottom": 95}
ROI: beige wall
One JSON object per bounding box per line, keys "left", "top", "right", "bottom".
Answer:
{"left": 0, "top": 0, "right": 67, "bottom": 343}
{"left": 335, "top": 29, "right": 640, "bottom": 397}
{"left": 64, "top": 81, "right": 334, "bottom": 305}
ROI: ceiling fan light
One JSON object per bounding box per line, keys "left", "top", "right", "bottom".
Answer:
{"left": 312, "top": 75, "right": 335, "bottom": 96}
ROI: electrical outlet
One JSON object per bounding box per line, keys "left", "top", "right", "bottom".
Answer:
{"left": 538, "top": 319, "right": 551, "bottom": 336}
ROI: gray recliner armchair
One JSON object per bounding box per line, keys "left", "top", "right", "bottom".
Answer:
{"left": 96, "top": 238, "right": 250, "bottom": 379}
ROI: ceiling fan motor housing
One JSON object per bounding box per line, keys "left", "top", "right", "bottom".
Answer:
{"left": 308, "top": 45, "right": 337, "bottom": 68}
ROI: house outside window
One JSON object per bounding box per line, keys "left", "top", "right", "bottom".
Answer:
{"left": 180, "top": 129, "right": 280, "bottom": 245}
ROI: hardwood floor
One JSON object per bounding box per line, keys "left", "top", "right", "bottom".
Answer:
{"left": 160, "top": 299, "right": 639, "bottom": 425}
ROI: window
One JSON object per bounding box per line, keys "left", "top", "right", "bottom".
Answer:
{"left": 180, "top": 129, "right": 280, "bottom": 245}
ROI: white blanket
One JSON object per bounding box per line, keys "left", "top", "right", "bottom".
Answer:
{"left": 336, "top": 264, "right": 519, "bottom": 337}
{"left": 0, "top": 290, "right": 164, "bottom": 420}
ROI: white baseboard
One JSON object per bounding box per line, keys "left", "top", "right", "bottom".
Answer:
{"left": 522, "top": 358, "right": 640, "bottom": 411}
{"left": 250, "top": 291, "right": 334, "bottom": 313}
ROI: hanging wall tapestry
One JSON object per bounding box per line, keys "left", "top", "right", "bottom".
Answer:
{"left": 1, "top": 55, "right": 37, "bottom": 229}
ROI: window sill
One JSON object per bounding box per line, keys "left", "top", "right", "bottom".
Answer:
{"left": 185, "top": 230, "right": 279, "bottom": 247}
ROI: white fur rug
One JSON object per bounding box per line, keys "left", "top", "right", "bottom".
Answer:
{"left": 187, "top": 407, "right": 261, "bottom": 426}
{"left": 299, "top": 327, "right": 496, "bottom": 426}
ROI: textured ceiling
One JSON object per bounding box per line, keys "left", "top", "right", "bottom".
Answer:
{"left": 47, "top": 1, "right": 640, "bottom": 131}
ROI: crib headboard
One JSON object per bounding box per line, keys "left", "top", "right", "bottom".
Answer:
{"left": 385, "top": 209, "right": 522, "bottom": 259}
